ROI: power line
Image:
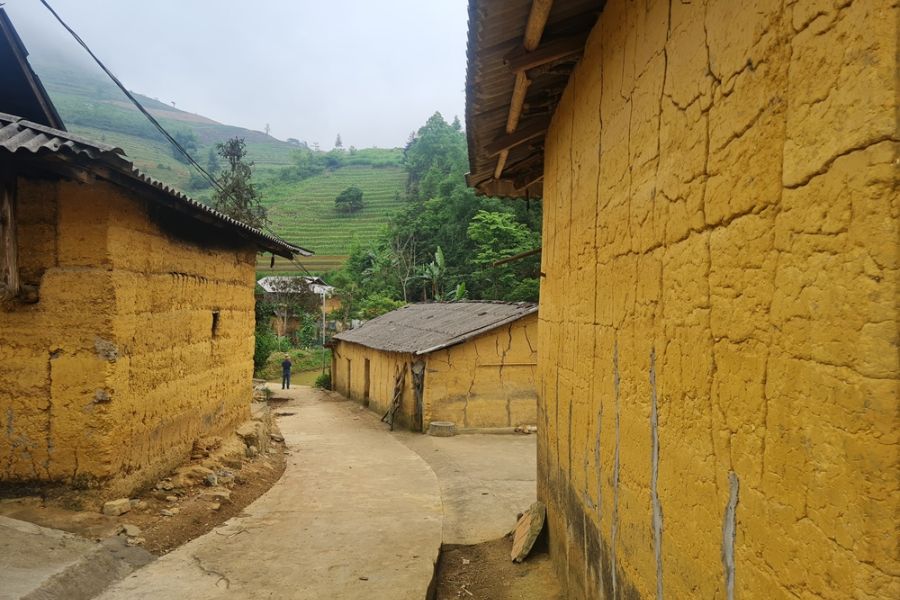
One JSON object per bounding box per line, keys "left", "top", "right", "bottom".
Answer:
{"left": 38, "top": 0, "right": 225, "bottom": 196}
{"left": 39, "top": 0, "right": 320, "bottom": 277}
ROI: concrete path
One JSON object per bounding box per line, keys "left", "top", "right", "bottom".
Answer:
{"left": 96, "top": 387, "right": 442, "bottom": 600}
{"left": 0, "top": 516, "right": 152, "bottom": 600}
{"left": 396, "top": 432, "right": 537, "bottom": 545}
{"left": 2, "top": 516, "right": 97, "bottom": 600}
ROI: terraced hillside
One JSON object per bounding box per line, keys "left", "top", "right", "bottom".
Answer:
{"left": 260, "top": 164, "right": 408, "bottom": 261}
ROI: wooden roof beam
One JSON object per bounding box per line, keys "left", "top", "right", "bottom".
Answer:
{"left": 493, "top": 0, "right": 554, "bottom": 182}
{"left": 504, "top": 31, "right": 590, "bottom": 73}
{"left": 523, "top": 0, "right": 554, "bottom": 49}
{"left": 485, "top": 116, "right": 551, "bottom": 156}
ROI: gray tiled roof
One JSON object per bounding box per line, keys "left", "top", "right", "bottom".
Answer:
{"left": 0, "top": 112, "right": 308, "bottom": 258}
{"left": 333, "top": 301, "right": 538, "bottom": 355}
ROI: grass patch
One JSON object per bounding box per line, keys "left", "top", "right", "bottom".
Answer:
{"left": 257, "top": 347, "right": 331, "bottom": 382}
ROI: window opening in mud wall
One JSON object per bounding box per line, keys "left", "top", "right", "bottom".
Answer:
{"left": 211, "top": 311, "right": 221, "bottom": 337}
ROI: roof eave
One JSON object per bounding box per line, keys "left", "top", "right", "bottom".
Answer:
{"left": 464, "top": 0, "right": 601, "bottom": 199}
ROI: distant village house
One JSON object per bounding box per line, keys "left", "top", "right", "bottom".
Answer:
{"left": 256, "top": 275, "right": 338, "bottom": 338}
{"left": 331, "top": 302, "right": 538, "bottom": 431}
{"left": 0, "top": 9, "right": 308, "bottom": 496}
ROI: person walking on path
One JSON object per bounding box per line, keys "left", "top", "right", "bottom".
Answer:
{"left": 281, "top": 354, "right": 293, "bottom": 389}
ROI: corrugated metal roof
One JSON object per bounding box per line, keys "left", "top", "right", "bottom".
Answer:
{"left": 333, "top": 301, "right": 538, "bottom": 355}
{"left": 257, "top": 275, "right": 333, "bottom": 295}
{"left": 0, "top": 112, "right": 309, "bottom": 258}
{"left": 465, "top": 0, "right": 602, "bottom": 198}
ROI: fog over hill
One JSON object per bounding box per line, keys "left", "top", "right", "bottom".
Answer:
{"left": 3, "top": 0, "right": 467, "bottom": 148}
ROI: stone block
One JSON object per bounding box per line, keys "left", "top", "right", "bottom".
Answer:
{"left": 427, "top": 422, "right": 456, "bottom": 437}
{"left": 102, "top": 499, "right": 131, "bottom": 517}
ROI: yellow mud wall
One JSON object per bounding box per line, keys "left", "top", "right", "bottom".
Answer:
{"left": 104, "top": 185, "right": 256, "bottom": 494}
{"left": 332, "top": 341, "right": 417, "bottom": 428}
{"left": 423, "top": 313, "right": 538, "bottom": 428}
{"left": 537, "top": 1, "right": 898, "bottom": 599}
{"left": 1, "top": 178, "right": 256, "bottom": 495}
{"left": 0, "top": 178, "right": 115, "bottom": 486}
{"left": 324, "top": 296, "right": 341, "bottom": 314}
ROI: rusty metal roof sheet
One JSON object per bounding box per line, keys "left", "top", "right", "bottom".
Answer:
{"left": 333, "top": 301, "right": 538, "bottom": 355}
{"left": 0, "top": 112, "right": 309, "bottom": 258}
{"left": 465, "top": 0, "right": 601, "bottom": 198}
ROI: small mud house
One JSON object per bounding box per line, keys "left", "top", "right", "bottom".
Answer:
{"left": 466, "top": 0, "right": 897, "bottom": 598}
{"left": 331, "top": 302, "right": 538, "bottom": 431}
{"left": 0, "top": 11, "right": 307, "bottom": 496}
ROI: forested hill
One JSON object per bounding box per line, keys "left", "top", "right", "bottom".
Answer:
{"left": 30, "top": 56, "right": 408, "bottom": 269}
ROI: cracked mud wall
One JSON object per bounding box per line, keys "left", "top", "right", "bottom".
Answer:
{"left": 424, "top": 313, "right": 538, "bottom": 428}
{"left": 332, "top": 342, "right": 418, "bottom": 428}
{"left": 1, "top": 179, "right": 256, "bottom": 495}
{"left": 333, "top": 313, "right": 538, "bottom": 430}
{"left": 536, "top": 1, "right": 898, "bottom": 598}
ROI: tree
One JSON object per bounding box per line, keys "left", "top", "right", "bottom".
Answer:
{"left": 467, "top": 210, "right": 540, "bottom": 300}
{"left": 335, "top": 185, "right": 364, "bottom": 214}
{"left": 171, "top": 129, "right": 198, "bottom": 164}
{"left": 265, "top": 277, "right": 319, "bottom": 343}
{"left": 206, "top": 146, "right": 220, "bottom": 175}
{"left": 211, "top": 137, "right": 267, "bottom": 229}
{"left": 417, "top": 246, "right": 447, "bottom": 301}
{"left": 334, "top": 134, "right": 343, "bottom": 149}
{"left": 389, "top": 232, "right": 418, "bottom": 302}
{"left": 326, "top": 112, "right": 542, "bottom": 311}
{"left": 403, "top": 112, "right": 467, "bottom": 201}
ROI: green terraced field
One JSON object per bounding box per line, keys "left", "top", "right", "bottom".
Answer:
{"left": 262, "top": 165, "right": 408, "bottom": 256}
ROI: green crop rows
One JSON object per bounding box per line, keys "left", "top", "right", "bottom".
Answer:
{"left": 262, "top": 165, "right": 408, "bottom": 255}
{"left": 255, "top": 254, "right": 349, "bottom": 274}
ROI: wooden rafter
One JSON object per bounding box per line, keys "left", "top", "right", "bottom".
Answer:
{"left": 493, "top": 0, "right": 554, "bottom": 181}
{"left": 504, "top": 31, "right": 590, "bottom": 73}
{"left": 485, "top": 116, "right": 551, "bottom": 156}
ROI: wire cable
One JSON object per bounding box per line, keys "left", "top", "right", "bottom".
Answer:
{"left": 40, "top": 0, "right": 319, "bottom": 273}
{"left": 38, "top": 0, "right": 228, "bottom": 196}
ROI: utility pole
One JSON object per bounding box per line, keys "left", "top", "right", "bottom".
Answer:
{"left": 321, "top": 291, "right": 327, "bottom": 374}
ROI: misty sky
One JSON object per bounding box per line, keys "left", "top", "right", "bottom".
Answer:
{"left": 4, "top": 0, "right": 468, "bottom": 148}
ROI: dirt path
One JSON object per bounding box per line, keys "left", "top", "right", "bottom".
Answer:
{"left": 435, "top": 537, "right": 561, "bottom": 600}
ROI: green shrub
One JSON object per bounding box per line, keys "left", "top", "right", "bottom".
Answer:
{"left": 314, "top": 371, "right": 331, "bottom": 389}
{"left": 254, "top": 328, "right": 278, "bottom": 373}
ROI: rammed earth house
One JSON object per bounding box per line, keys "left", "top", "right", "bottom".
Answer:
{"left": 331, "top": 302, "right": 538, "bottom": 431}
{"left": 0, "top": 9, "right": 308, "bottom": 496}
{"left": 466, "top": 0, "right": 898, "bottom": 598}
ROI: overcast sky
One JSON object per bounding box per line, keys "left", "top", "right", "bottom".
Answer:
{"left": 4, "top": 0, "right": 468, "bottom": 148}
